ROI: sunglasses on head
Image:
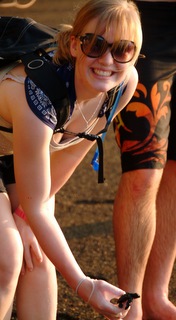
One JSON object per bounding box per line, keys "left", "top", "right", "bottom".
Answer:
{"left": 78, "top": 33, "right": 137, "bottom": 63}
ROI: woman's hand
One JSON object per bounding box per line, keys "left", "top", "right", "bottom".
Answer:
{"left": 76, "top": 277, "right": 133, "bottom": 319}
{"left": 13, "top": 211, "right": 43, "bottom": 274}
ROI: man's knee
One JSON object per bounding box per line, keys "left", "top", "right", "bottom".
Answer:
{"left": 118, "top": 168, "right": 163, "bottom": 199}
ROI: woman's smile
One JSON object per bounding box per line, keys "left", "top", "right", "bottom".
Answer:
{"left": 92, "top": 68, "right": 114, "bottom": 77}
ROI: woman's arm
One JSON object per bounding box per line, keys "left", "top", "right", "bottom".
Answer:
{"left": 7, "top": 82, "right": 83, "bottom": 288}
{"left": 4, "top": 79, "right": 134, "bottom": 319}
{"left": 50, "top": 138, "right": 96, "bottom": 195}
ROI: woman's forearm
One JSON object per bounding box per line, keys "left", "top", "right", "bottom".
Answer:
{"left": 26, "top": 210, "right": 85, "bottom": 291}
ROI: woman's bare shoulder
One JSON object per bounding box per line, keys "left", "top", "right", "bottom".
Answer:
{"left": 8, "top": 63, "right": 26, "bottom": 78}
{"left": 0, "top": 64, "right": 27, "bottom": 121}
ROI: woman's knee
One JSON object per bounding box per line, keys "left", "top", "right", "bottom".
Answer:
{"left": 0, "top": 232, "right": 23, "bottom": 288}
{"left": 32, "top": 252, "right": 56, "bottom": 277}
{"left": 18, "top": 253, "right": 56, "bottom": 289}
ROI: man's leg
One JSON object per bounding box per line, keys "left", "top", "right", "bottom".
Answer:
{"left": 113, "top": 37, "right": 174, "bottom": 318}
{"left": 143, "top": 160, "right": 176, "bottom": 320}
{"left": 113, "top": 168, "right": 162, "bottom": 320}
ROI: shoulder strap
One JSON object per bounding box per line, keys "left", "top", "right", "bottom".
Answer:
{"left": 22, "top": 52, "right": 70, "bottom": 129}
{"left": 91, "top": 83, "right": 124, "bottom": 183}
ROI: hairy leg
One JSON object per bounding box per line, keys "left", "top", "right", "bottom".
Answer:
{"left": 0, "top": 193, "right": 23, "bottom": 320}
{"left": 143, "top": 160, "right": 176, "bottom": 320}
{"left": 113, "top": 169, "right": 163, "bottom": 320}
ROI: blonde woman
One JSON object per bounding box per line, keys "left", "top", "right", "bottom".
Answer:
{"left": 0, "top": 0, "right": 142, "bottom": 319}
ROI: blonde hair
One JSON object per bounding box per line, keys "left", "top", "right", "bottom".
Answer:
{"left": 53, "top": 0, "right": 142, "bottom": 65}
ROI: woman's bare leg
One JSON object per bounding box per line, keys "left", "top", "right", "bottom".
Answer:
{"left": 0, "top": 192, "right": 23, "bottom": 320}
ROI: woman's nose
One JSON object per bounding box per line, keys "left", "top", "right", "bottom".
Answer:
{"left": 98, "top": 49, "right": 114, "bottom": 65}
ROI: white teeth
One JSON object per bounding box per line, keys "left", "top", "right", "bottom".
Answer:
{"left": 94, "top": 68, "right": 112, "bottom": 76}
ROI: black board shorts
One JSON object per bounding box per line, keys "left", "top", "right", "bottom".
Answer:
{"left": 114, "top": 1, "right": 176, "bottom": 173}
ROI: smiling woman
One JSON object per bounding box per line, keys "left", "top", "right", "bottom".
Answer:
{"left": 0, "top": 0, "right": 143, "bottom": 319}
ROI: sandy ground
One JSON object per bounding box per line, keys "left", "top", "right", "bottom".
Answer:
{"left": 1, "top": 1, "right": 175, "bottom": 319}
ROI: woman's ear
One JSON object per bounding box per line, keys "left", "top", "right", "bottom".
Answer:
{"left": 70, "top": 36, "right": 78, "bottom": 58}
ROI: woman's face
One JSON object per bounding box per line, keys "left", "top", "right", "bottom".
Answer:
{"left": 70, "top": 18, "right": 134, "bottom": 100}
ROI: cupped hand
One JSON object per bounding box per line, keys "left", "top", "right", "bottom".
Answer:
{"left": 77, "top": 277, "right": 130, "bottom": 319}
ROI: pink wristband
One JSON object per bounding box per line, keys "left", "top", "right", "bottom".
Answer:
{"left": 14, "top": 207, "right": 27, "bottom": 221}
